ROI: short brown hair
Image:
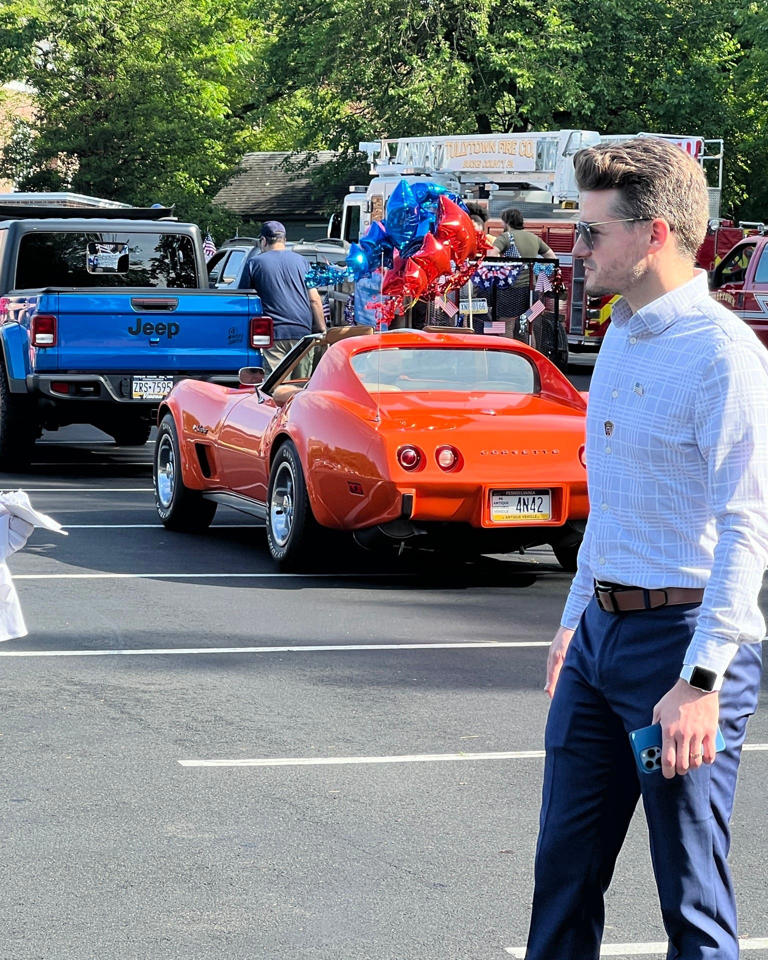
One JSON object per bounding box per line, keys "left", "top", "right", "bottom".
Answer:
{"left": 501, "top": 208, "right": 524, "bottom": 230}
{"left": 573, "top": 138, "right": 709, "bottom": 260}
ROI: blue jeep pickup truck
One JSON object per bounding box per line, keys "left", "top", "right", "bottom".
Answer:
{"left": 0, "top": 200, "right": 269, "bottom": 466}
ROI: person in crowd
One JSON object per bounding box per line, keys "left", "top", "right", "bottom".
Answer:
{"left": 466, "top": 201, "right": 490, "bottom": 236}
{"left": 491, "top": 208, "right": 554, "bottom": 335}
{"left": 240, "top": 221, "right": 326, "bottom": 375}
{"left": 524, "top": 138, "right": 768, "bottom": 960}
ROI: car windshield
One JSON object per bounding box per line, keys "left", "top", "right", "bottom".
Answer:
{"left": 350, "top": 347, "right": 536, "bottom": 393}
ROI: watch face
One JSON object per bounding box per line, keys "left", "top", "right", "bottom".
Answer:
{"left": 689, "top": 666, "right": 718, "bottom": 691}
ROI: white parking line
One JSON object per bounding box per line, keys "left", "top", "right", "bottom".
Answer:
{"left": 180, "top": 751, "right": 547, "bottom": 768}
{"left": 18, "top": 487, "right": 152, "bottom": 493}
{"left": 63, "top": 523, "right": 259, "bottom": 529}
{"left": 10, "top": 572, "right": 411, "bottom": 580}
{"left": 0, "top": 640, "right": 549, "bottom": 657}
{"left": 38, "top": 440, "right": 156, "bottom": 445}
{"left": 180, "top": 744, "right": 768, "bottom": 769}
{"left": 505, "top": 939, "right": 768, "bottom": 957}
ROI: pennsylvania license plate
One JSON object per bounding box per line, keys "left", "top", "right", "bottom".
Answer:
{"left": 459, "top": 298, "right": 489, "bottom": 315}
{"left": 491, "top": 489, "right": 551, "bottom": 522}
{"left": 131, "top": 376, "right": 174, "bottom": 400}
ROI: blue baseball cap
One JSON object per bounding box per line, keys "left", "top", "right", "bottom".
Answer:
{"left": 260, "top": 220, "right": 286, "bottom": 240}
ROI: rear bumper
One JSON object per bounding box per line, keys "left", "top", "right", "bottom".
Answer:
{"left": 27, "top": 372, "right": 240, "bottom": 403}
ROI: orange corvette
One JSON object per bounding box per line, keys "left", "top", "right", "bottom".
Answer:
{"left": 153, "top": 327, "right": 588, "bottom": 569}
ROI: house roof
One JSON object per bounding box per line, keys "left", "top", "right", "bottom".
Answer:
{"left": 214, "top": 151, "right": 358, "bottom": 220}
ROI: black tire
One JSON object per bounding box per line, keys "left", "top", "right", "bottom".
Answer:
{"left": 553, "top": 540, "right": 580, "bottom": 572}
{"left": 153, "top": 414, "right": 217, "bottom": 531}
{"left": 110, "top": 421, "right": 152, "bottom": 447}
{"left": 265, "top": 442, "right": 317, "bottom": 568}
{"left": 0, "top": 363, "right": 36, "bottom": 469}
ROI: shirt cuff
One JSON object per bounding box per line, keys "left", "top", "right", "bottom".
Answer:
{"left": 682, "top": 632, "right": 741, "bottom": 678}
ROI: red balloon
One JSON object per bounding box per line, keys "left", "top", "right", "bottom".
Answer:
{"left": 381, "top": 260, "right": 406, "bottom": 297}
{"left": 410, "top": 232, "right": 452, "bottom": 285}
{"left": 402, "top": 259, "right": 428, "bottom": 299}
{"left": 434, "top": 196, "right": 478, "bottom": 262}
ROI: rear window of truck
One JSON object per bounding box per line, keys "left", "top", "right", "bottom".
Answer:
{"left": 15, "top": 232, "right": 198, "bottom": 289}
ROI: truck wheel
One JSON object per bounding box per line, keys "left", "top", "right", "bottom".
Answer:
{"left": 110, "top": 421, "right": 152, "bottom": 447}
{"left": 266, "top": 442, "right": 317, "bottom": 568}
{"left": 0, "top": 364, "right": 36, "bottom": 468}
{"left": 153, "top": 414, "right": 216, "bottom": 531}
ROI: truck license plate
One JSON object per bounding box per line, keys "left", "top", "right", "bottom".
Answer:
{"left": 491, "top": 489, "right": 551, "bottom": 522}
{"left": 132, "top": 376, "right": 174, "bottom": 400}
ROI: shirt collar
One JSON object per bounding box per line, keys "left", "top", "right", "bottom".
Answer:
{"left": 610, "top": 270, "right": 711, "bottom": 336}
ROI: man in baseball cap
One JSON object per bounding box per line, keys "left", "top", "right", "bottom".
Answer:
{"left": 240, "top": 219, "right": 326, "bottom": 374}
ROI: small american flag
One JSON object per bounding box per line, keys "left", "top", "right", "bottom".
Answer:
{"left": 535, "top": 270, "right": 552, "bottom": 292}
{"left": 322, "top": 295, "right": 331, "bottom": 323}
{"left": 484, "top": 320, "right": 507, "bottom": 334}
{"left": 203, "top": 233, "right": 217, "bottom": 261}
{"left": 437, "top": 295, "right": 458, "bottom": 318}
{"left": 522, "top": 299, "right": 546, "bottom": 322}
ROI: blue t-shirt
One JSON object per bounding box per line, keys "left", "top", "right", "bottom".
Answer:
{"left": 241, "top": 249, "right": 313, "bottom": 340}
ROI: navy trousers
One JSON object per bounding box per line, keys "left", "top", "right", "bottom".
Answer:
{"left": 524, "top": 598, "right": 761, "bottom": 960}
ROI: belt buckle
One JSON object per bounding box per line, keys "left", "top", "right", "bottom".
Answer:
{"left": 595, "top": 581, "right": 619, "bottom": 613}
{"left": 645, "top": 589, "right": 669, "bottom": 610}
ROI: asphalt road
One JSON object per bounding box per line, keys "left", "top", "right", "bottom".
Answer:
{"left": 1, "top": 360, "right": 767, "bottom": 960}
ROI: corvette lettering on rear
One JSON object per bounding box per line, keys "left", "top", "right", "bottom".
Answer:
{"left": 480, "top": 448, "right": 560, "bottom": 456}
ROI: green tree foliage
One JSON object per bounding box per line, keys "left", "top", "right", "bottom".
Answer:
{"left": 0, "top": 0, "right": 255, "bottom": 231}
{"left": 733, "top": 2, "right": 768, "bottom": 219}
{"left": 248, "top": 0, "right": 767, "bottom": 220}
{"left": 1, "top": 0, "right": 767, "bottom": 223}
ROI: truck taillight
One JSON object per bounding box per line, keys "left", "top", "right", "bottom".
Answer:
{"left": 250, "top": 316, "right": 273, "bottom": 348}
{"left": 31, "top": 314, "right": 57, "bottom": 347}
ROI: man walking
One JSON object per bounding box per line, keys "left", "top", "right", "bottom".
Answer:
{"left": 525, "top": 138, "right": 768, "bottom": 959}
{"left": 240, "top": 220, "right": 326, "bottom": 374}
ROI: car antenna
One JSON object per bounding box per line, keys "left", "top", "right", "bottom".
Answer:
{"left": 375, "top": 252, "right": 384, "bottom": 423}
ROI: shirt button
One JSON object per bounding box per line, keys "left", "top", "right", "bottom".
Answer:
{"left": 611, "top": 390, "right": 618, "bottom": 398}
{"left": 599, "top": 557, "right": 606, "bottom": 565}
{"left": 629, "top": 336, "right": 638, "bottom": 344}
{"left": 601, "top": 502, "right": 609, "bottom": 511}
{"left": 605, "top": 446, "right": 611, "bottom": 454}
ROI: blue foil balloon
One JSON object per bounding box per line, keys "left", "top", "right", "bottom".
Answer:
{"left": 386, "top": 181, "right": 420, "bottom": 250}
{"left": 346, "top": 243, "right": 372, "bottom": 280}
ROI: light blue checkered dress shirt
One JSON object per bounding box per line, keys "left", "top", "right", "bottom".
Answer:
{"left": 562, "top": 271, "right": 768, "bottom": 675}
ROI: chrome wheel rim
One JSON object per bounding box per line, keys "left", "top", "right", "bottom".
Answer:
{"left": 270, "top": 461, "right": 295, "bottom": 547}
{"left": 156, "top": 434, "right": 175, "bottom": 508}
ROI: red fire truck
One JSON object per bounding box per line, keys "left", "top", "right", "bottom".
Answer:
{"left": 709, "top": 230, "right": 768, "bottom": 348}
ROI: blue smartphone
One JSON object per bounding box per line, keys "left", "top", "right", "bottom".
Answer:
{"left": 629, "top": 722, "right": 726, "bottom": 775}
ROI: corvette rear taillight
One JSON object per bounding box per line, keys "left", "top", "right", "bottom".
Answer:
{"left": 435, "top": 445, "right": 462, "bottom": 471}
{"left": 250, "top": 316, "right": 273, "bottom": 348}
{"left": 578, "top": 444, "right": 586, "bottom": 468}
{"left": 397, "top": 445, "right": 423, "bottom": 471}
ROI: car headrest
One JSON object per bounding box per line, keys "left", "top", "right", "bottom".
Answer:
{"left": 324, "top": 325, "right": 374, "bottom": 345}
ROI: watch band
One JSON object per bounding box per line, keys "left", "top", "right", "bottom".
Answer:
{"left": 680, "top": 663, "right": 723, "bottom": 692}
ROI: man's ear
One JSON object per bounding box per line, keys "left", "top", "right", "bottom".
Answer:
{"left": 648, "top": 218, "right": 672, "bottom": 251}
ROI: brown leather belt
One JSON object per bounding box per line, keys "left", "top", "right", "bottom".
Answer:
{"left": 594, "top": 581, "right": 704, "bottom": 613}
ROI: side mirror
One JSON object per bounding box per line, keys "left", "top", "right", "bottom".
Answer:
{"left": 239, "top": 366, "right": 265, "bottom": 387}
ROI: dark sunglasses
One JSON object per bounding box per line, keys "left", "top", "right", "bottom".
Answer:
{"left": 575, "top": 218, "right": 651, "bottom": 250}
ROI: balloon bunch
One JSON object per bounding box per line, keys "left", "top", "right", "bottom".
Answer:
{"left": 305, "top": 263, "right": 353, "bottom": 288}
{"left": 345, "top": 180, "right": 488, "bottom": 317}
